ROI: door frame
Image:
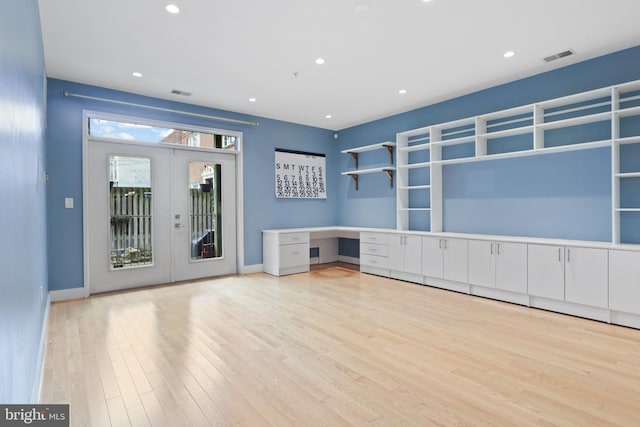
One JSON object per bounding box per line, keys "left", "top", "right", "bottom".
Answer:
{"left": 80, "top": 110, "right": 245, "bottom": 297}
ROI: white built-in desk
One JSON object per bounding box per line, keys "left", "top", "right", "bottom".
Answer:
{"left": 262, "top": 226, "right": 379, "bottom": 276}
{"left": 262, "top": 227, "right": 640, "bottom": 330}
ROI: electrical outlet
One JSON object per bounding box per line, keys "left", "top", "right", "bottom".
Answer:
{"left": 65, "top": 197, "right": 74, "bottom": 209}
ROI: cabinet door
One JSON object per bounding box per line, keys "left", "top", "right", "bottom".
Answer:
{"left": 404, "top": 235, "right": 423, "bottom": 275}
{"left": 387, "top": 234, "right": 404, "bottom": 272}
{"left": 468, "top": 240, "right": 495, "bottom": 288}
{"left": 528, "top": 244, "right": 564, "bottom": 300}
{"left": 422, "top": 236, "right": 444, "bottom": 279}
{"left": 565, "top": 247, "right": 608, "bottom": 308}
{"left": 443, "top": 238, "right": 468, "bottom": 283}
{"left": 609, "top": 250, "right": 640, "bottom": 315}
{"left": 495, "top": 242, "right": 527, "bottom": 294}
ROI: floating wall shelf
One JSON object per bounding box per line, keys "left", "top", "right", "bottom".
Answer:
{"left": 342, "top": 142, "right": 396, "bottom": 190}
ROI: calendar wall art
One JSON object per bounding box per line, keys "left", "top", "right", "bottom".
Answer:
{"left": 274, "top": 149, "right": 327, "bottom": 199}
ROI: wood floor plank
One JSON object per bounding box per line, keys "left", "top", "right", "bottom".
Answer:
{"left": 42, "top": 267, "right": 640, "bottom": 426}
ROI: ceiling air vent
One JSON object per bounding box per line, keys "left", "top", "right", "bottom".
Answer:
{"left": 544, "top": 49, "right": 575, "bottom": 63}
{"left": 171, "top": 89, "right": 192, "bottom": 96}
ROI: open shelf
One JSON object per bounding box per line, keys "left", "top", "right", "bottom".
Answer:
{"left": 395, "top": 78, "right": 640, "bottom": 245}
{"left": 398, "top": 162, "right": 430, "bottom": 169}
{"left": 538, "top": 111, "right": 612, "bottom": 130}
{"left": 342, "top": 142, "right": 396, "bottom": 190}
{"left": 342, "top": 142, "right": 395, "bottom": 169}
{"left": 398, "top": 185, "right": 431, "bottom": 190}
{"left": 617, "top": 172, "right": 640, "bottom": 178}
{"left": 342, "top": 167, "right": 395, "bottom": 191}
{"left": 615, "top": 105, "right": 640, "bottom": 118}
{"left": 399, "top": 143, "right": 431, "bottom": 152}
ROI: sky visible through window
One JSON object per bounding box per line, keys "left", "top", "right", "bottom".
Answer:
{"left": 89, "top": 118, "right": 174, "bottom": 142}
{"left": 89, "top": 117, "right": 238, "bottom": 149}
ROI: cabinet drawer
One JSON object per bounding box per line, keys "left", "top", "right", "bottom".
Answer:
{"left": 360, "top": 253, "right": 389, "bottom": 269}
{"left": 279, "top": 232, "right": 309, "bottom": 245}
{"left": 360, "top": 232, "right": 389, "bottom": 244}
{"left": 279, "top": 243, "right": 309, "bottom": 268}
{"left": 360, "top": 242, "right": 389, "bottom": 257}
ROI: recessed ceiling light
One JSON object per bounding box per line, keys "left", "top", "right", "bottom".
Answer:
{"left": 326, "top": 114, "right": 332, "bottom": 119}
{"left": 398, "top": 89, "right": 407, "bottom": 95}
{"left": 132, "top": 72, "right": 142, "bottom": 78}
{"left": 504, "top": 51, "right": 515, "bottom": 58}
{"left": 248, "top": 98, "right": 256, "bottom": 103}
{"left": 165, "top": 4, "right": 180, "bottom": 14}
{"left": 315, "top": 58, "right": 325, "bottom": 65}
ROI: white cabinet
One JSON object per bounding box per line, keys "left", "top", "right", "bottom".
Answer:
{"left": 263, "top": 231, "right": 310, "bottom": 276}
{"left": 495, "top": 242, "right": 528, "bottom": 293}
{"left": 528, "top": 244, "right": 565, "bottom": 300}
{"left": 565, "top": 247, "right": 608, "bottom": 308}
{"left": 469, "top": 241, "right": 527, "bottom": 293}
{"left": 422, "top": 236, "right": 444, "bottom": 279}
{"left": 389, "top": 234, "right": 422, "bottom": 276}
{"left": 468, "top": 240, "right": 495, "bottom": 288}
{"left": 422, "top": 236, "right": 468, "bottom": 283}
{"left": 528, "top": 244, "right": 608, "bottom": 308}
{"left": 609, "top": 250, "right": 640, "bottom": 315}
{"left": 360, "top": 232, "right": 390, "bottom": 276}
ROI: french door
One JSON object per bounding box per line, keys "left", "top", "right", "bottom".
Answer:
{"left": 86, "top": 139, "right": 236, "bottom": 294}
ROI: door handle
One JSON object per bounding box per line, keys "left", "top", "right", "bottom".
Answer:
{"left": 174, "top": 223, "right": 182, "bottom": 229}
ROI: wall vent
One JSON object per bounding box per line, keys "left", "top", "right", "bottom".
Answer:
{"left": 171, "top": 89, "right": 192, "bottom": 96}
{"left": 544, "top": 49, "right": 575, "bottom": 62}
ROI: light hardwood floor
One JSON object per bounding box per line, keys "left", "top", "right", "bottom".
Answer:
{"left": 42, "top": 266, "right": 640, "bottom": 426}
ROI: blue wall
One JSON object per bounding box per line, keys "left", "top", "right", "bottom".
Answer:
{"left": 0, "top": 0, "right": 48, "bottom": 403}
{"left": 45, "top": 79, "right": 337, "bottom": 290}
{"left": 337, "top": 45, "right": 640, "bottom": 242}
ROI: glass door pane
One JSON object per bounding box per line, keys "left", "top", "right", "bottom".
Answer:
{"left": 109, "top": 156, "right": 153, "bottom": 269}
{"left": 189, "top": 161, "right": 222, "bottom": 260}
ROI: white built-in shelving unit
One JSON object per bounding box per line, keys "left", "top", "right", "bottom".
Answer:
{"left": 341, "top": 142, "right": 396, "bottom": 190}
{"left": 396, "top": 79, "right": 640, "bottom": 244}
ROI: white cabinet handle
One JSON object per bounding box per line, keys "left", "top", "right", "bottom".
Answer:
{"left": 439, "top": 239, "right": 442, "bottom": 249}
{"left": 558, "top": 248, "right": 561, "bottom": 262}
{"left": 497, "top": 243, "right": 501, "bottom": 255}
{"left": 490, "top": 243, "right": 494, "bottom": 254}
{"left": 444, "top": 240, "right": 448, "bottom": 250}
{"left": 291, "top": 251, "right": 299, "bottom": 255}
{"left": 567, "top": 248, "right": 571, "bottom": 262}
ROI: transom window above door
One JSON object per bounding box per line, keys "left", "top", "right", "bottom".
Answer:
{"left": 88, "top": 117, "right": 238, "bottom": 149}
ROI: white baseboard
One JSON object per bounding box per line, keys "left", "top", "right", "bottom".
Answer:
{"left": 32, "top": 293, "right": 51, "bottom": 403}
{"left": 240, "top": 264, "right": 263, "bottom": 274}
{"left": 50, "top": 286, "right": 88, "bottom": 302}
{"left": 338, "top": 255, "right": 360, "bottom": 265}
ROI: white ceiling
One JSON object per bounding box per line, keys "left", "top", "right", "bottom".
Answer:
{"left": 39, "top": 0, "right": 640, "bottom": 130}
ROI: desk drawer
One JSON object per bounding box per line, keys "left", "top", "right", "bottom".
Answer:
{"left": 279, "top": 243, "right": 309, "bottom": 268}
{"left": 360, "top": 253, "right": 389, "bottom": 269}
{"left": 360, "top": 232, "right": 389, "bottom": 245}
{"left": 360, "top": 242, "right": 388, "bottom": 257}
{"left": 279, "top": 232, "right": 309, "bottom": 245}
